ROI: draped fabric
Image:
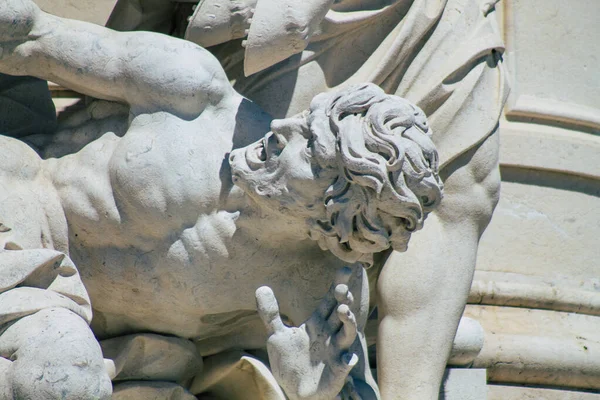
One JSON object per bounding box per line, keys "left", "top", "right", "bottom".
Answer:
{"left": 103, "top": 337, "right": 285, "bottom": 400}
{"left": 0, "top": 248, "right": 93, "bottom": 395}
{"left": 220, "top": 0, "right": 509, "bottom": 169}
{"left": 0, "top": 249, "right": 92, "bottom": 330}
{"left": 121, "top": 2, "right": 508, "bottom": 397}
{"left": 194, "top": 1, "right": 509, "bottom": 397}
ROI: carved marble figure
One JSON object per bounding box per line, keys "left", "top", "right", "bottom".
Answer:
{"left": 0, "top": 0, "right": 447, "bottom": 398}
{"left": 107, "top": 0, "right": 510, "bottom": 398}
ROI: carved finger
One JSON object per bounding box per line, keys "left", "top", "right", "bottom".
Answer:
{"left": 334, "top": 283, "right": 354, "bottom": 306}
{"left": 327, "top": 285, "right": 352, "bottom": 332}
{"left": 255, "top": 286, "right": 285, "bottom": 336}
{"left": 327, "top": 302, "right": 345, "bottom": 334}
{"left": 314, "top": 267, "right": 352, "bottom": 320}
{"left": 334, "top": 352, "right": 359, "bottom": 377}
{"left": 334, "top": 304, "right": 357, "bottom": 350}
{"left": 329, "top": 353, "right": 359, "bottom": 399}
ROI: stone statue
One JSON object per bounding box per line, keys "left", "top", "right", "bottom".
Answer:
{"left": 107, "top": 0, "right": 509, "bottom": 398}
{"left": 0, "top": 0, "right": 447, "bottom": 398}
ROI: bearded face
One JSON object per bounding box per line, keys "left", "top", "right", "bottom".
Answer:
{"left": 228, "top": 113, "right": 336, "bottom": 219}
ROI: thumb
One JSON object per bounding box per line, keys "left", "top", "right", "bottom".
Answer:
{"left": 255, "top": 286, "right": 285, "bottom": 336}
{"left": 334, "top": 352, "right": 358, "bottom": 380}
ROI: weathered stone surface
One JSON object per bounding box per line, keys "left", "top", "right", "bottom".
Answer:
{"left": 0, "top": 0, "right": 513, "bottom": 399}
{"left": 489, "top": 385, "right": 600, "bottom": 400}
{"left": 440, "top": 369, "right": 487, "bottom": 400}
{"left": 33, "top": 0, "right": 116, "bottom": 25}
{"left": 467, "top": 0, "right": 600, "bottom": 396}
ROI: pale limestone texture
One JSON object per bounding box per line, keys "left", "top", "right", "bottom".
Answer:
{"left": 489, "top": 385, "right": 600, "bottom": 400}
{"left": 17, "top": 0, "right": 599, "bottom": 398}
{"left": 0, "top": 0, "right": 510, "bottom": 399}
{"left": 464, "top": 0, "right": 600, "bottom": 397}
{"left": 33, "top": 0, "right": 116, "bottom": 25}
{"left": 440, "top": 369, "right": 487, "bottom": 400}
{"left": 0, "top": 1, "right": 444, "bottom": 398}
{"left": 145, "top": 1, "right": 507, "bottom": 398}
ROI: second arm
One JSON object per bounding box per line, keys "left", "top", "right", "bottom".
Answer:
{"left": 0, "top": 1, "right": 232, "bottom": 119}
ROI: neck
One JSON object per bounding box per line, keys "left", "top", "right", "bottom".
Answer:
{"left": 223, "top": 186, "right": 314, "bottom": 249}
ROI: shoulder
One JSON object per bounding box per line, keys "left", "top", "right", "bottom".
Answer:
{"left": 0, "top": 136, "right": 43, "bottom": 181}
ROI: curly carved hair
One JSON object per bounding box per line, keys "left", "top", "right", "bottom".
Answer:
{"left": 307, "top": 84, "right": 443, "bottom": 265}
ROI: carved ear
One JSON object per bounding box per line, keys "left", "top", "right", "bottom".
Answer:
{"left": 0, "top": 74, "right": 56, "bottom": 138}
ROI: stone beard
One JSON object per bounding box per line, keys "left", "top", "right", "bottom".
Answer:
{"left": 230, "top": 84, "right": 443, "bottom": 266}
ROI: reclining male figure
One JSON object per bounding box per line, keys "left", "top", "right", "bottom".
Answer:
{"left": 0, "top": 0, "right": 443, "bottom": 398}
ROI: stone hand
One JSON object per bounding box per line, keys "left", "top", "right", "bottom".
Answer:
{"left": 0, "top": 0, "right": 40, "bottom": 43}
{"left": 256, "top": 267, "right": 360, "bottom": 400}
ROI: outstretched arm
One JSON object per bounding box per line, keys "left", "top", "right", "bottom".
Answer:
{"left": 0, "top": 0, "right": 233, "bottom": 119}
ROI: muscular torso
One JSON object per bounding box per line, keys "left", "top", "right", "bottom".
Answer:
{"left": 45, "top": 100, "right": 360, "bottom": 353}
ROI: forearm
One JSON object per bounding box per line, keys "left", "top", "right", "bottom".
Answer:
{"left": 1, "top": 6, "right": 231, "bottom": 118}
{"left": 377, "top": 217, "right": 479, "bottom": 399}
{"left": 376, "top": 127, "right": 500, "bottom": 399}
{"left": 1, "top": 12, "right": 128, "bottom": 101}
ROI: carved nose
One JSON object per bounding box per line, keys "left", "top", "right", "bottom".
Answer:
{"left": 229, "top": 153, "right": 236, "bottom": 162}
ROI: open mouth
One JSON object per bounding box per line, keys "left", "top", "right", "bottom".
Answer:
{"left": 256, "top": 137, "right": 267, "bottom": 162}
{"left": 244, "top": 136, "right": 269, "bottom": 170}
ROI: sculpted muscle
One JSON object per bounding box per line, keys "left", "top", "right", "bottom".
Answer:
{"left": 0, "top": 0, "right": 510, "bottom": 398}
{"left": 0, "top": 136, "right": 67, "bottom": 252}
{"left": 0, "top": 0, "right": 232, "bottom": 118}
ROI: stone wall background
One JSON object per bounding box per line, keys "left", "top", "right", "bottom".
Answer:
{"left": 471, "top": 1, "right": 600, "bottom": 398}
{"left": 34, "top": 0, "right": 116, "bottom": 24}
{"left": 31, "top": 0, "right": 600, "bottom": 398}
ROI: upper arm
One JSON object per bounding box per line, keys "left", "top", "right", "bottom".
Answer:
{"left": 28, "top": 13, "right": 233, "bottom": 120}
{"left": 117, "top": 32, "right": 233, "bottom": 119}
